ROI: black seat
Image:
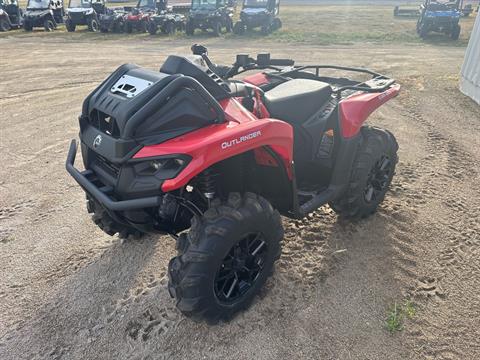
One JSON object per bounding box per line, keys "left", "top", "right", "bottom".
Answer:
{"left": 264, "top": 79, "right": 332, "bottom": 124}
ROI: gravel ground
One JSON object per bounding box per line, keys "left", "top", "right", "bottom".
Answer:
{"left": 0, "top": 33, "right": 479, "bottom": 360}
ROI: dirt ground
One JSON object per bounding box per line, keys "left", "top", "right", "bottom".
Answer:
{"left": 1, "top": 15, "right": 480, "bottom": 360}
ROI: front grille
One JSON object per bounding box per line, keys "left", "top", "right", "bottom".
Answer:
{"left": 93, "top": 153, "right": 120, "bottom": 178}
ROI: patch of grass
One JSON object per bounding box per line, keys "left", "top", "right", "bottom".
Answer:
{"left": 385, "top": 299, "right": 417, "bottom": 333}
{"left": 386, "top": 302, "right": 404, "bottom": 333}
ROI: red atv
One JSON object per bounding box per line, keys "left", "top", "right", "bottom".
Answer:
{"left": 66, "top": 45, "right": 400, "bottom": 323}
{"left": 124, "top": 0, "right": 156, "bottom": 33}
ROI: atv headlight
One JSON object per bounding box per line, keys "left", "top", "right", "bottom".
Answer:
{"left": 132, "top": 156, "right": 191, "bottom": 180}
{"left": 0, "top": 9, "right": 5, "bottom": 15}
{"left": 85, "top": 9, "right": 94, "bottom": 15}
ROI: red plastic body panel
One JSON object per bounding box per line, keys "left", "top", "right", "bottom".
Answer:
{"left": 133, "top": 98, "right": 294, "bottom": 192}
{"left": 339, "top": 84, "right": 400, "bottom": 138}
{"left": 243, "top": 72, "right": 271, "bottom": 87}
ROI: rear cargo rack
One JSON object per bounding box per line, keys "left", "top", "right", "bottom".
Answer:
{"left": 279, "top": 65, "right": 396, "bottom": 97}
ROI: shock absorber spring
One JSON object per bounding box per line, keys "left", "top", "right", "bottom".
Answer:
{"left": 198, "top": 168, "right": 217, "bottom": 200}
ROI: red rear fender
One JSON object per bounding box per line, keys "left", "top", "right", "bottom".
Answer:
{"left": 339, "top": 84, "right": 400, "bottom": 138}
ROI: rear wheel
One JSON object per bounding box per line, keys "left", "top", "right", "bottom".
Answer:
{"left": 185, "top": 20, "right": 194, "bottom": 35}
{"left": 212, "top": 20, "right": 221, "bottom": 36}
{"left": 225, "top": 16, "right": 233, "bottom": 32}
{"left": 113, "top": 20, "right": 124, "bottom": 33}
{"left": 87, "top": 197, "right": 144, "bottom": 239}
{"left": 43, "top": 18, "right": 55, "bottom": 32}
{"left": 450, "top": 24, "right": 460, "bottom": 40}
{"left": 168, "top": 193, "right": 283, "bottom": 323}
{"left": 88, "top": 17, "right": 99, "bottom": 32}
{"left": 148, "top": 21, "right": 158, "bottom": 34}
{"left": 65, "top": 18, "right": 75, "bottom": 32}
{"left": 0, "top": 18, "right": 11, "bottom": 32}
{"left": 329, "top": 126, "right": 398, "bottom": 219}
{"left": 23, "top": 21, "right": 33, "bottom": 31}
{"left": 125, "top": 21, "right": 133, "bottom": 33}
{"left": 164, "top": 21, "right": 175, "bottom": 35}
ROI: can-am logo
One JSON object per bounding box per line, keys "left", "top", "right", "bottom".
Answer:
{"left": 93, "top": 135, "right": 102, "bottom": 149}
{"left": 221, "top": 131, "right": 261, "bottom": 149}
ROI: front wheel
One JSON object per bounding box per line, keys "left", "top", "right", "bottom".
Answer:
{"left": 168, "top": 193, "right": 283, "bottom": 323}
{"left": 65, "top": 18, "right": 75, "bottom": 32}
{"left": 272, "top": 17, "right": 282, "bottom": 30}
{"left": 233, "top": 21, "right": 245, "bottom": 35}
{"left": 450, "top": 24, "right": 460, "bottom": 40}
{"left": 329, "top": 126, "right": 398, "bottom": 218}
{"left": 88, "top": 17, "right": 99, "bottom": 32}
{"left": 87, "top": 197, "right": 144, "bottom": 239}
{"left": 0, "top": 18, "right": 11, "bottom": 32}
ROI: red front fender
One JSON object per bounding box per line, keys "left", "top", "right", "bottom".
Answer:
{"left": 133, "top": 98, "right": 294, "bottom": 192}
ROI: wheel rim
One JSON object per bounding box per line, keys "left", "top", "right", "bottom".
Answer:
{"left": 214, "top": 232, "right": 267, "bottom": 304}
{"left": 364, "top": 155, "right": 392, "bottom": 203}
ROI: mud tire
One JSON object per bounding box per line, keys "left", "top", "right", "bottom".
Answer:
{"left": 87, "top": 197, "right": 144, "bottom": 239}
{"left": 329, "top": 126, "right": 398, "bottom": 219}
{"left": 65, "top": 18, "right": 75, "bottom": 32}
{"left": 168, "top": 192, "right": 283, "bottom": 323}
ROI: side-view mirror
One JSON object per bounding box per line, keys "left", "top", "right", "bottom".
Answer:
{"left": 191, "top": 44, "right": 208, "bottom": 56}
{"left": 235, "top": 54, "right": 250, "bottom": 67}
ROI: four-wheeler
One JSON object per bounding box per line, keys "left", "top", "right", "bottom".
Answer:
{"left": 124, "top": 0, "right": 156, "bottom": 33}
{"left": 148, "top": 0, "right": 186, "bottom": 35}
{"left": 416, "top": 0, "right": 462, "bottom": 39}
{"left": 0, "top": 0, "right": 23, "bottom": 31}
{"left": 233, "top": 0, "right": 281, "bottom": 35}
{"left": 65, "top": 0, "right": 107, "bottom": 32}
{"left": 23, "top": 0, "right": 64, "bottom": 32}
{"left": 66, "top": 44, "right": 400, "bottom": 323}
{"left": 185, "top": 0, "right": 234, "bottom": 36}
{"left": 99, "top": 7, "right": 126, "bottom": 33}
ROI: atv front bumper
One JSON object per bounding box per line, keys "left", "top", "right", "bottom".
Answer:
{"left": 66, "top": 140, "right": 162, "bottom": 211}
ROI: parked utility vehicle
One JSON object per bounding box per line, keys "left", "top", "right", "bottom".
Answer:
{"left": 66, "top": 45, "right": 399, "bottom": 323}
{"left": 99, "top": 7, "right": 126, "bottom": 33}
{"left": 186, "top": 0, "right": 234, "bottom": 36}
{"left": 234, "top": 0, "right": 281, "bottom": 35}
{"left": 417, "top": 0, "right": 462, "bottom": 39}
{"left": 65, "top": 0, "right": 107, "bottom": 32}
{"left": 0, "top": 0, "right": 23, "bottom": 31}
{"left": 124, "top": 0, "right": 156, "bottom": 33}
{"left": 23, "top": 0, "right": 64, "bottom": 31}
{"left": 148, "top": 0, "right": 185, "bottom": 35}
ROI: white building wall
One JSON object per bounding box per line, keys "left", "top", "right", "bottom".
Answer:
{"left": 460, "top": 14, "right": 480, "bottom": 105}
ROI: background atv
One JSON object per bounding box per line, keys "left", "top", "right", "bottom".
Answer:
{"left": 186, "top": 0, "right": 234, "bottom": 36}
{"left": 124, "top": 0, "right": 156, "bottom": 33}
{"left": 67, "top": 45, "right": 400, "bottom": 323}
{"left": 65, "top": 0, "right": 106, "bottom": 32}
{"left": 233, "top": 0, "right": 281, "bottom": 35}
{"left": 148, "top": 0, "right": 185, "bottom": 35}
{"left": 23, "top": 0, "right": 64, "bottom": 32}
{"left": 0, "top": 0, "right": 23, "bottom": 31}
{"left": 416, "top": 0, "right": 462, "bottom": 39}
{"left": 99, "top": 7, "right": 125, "bottom": 33}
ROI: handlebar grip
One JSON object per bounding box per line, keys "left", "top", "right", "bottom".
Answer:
{"left": 269, "top": 59, "right": 295, "bottom": 66}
